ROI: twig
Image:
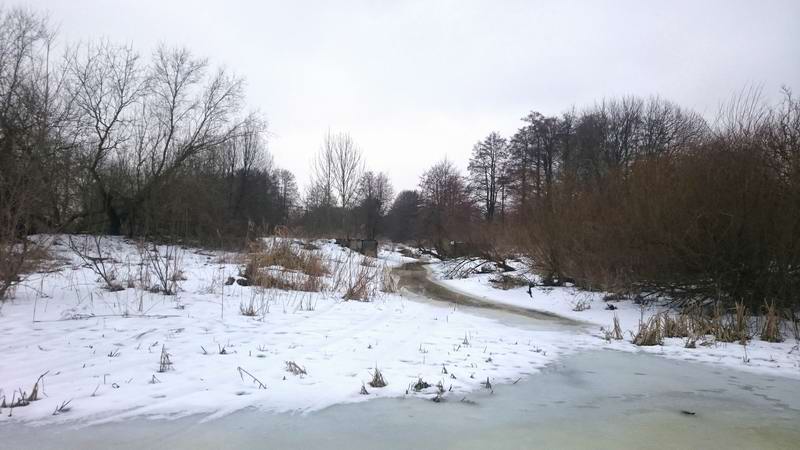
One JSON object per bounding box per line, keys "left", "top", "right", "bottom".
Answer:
{"left": 237, "top": 366, "right": 266, "bottom": 389}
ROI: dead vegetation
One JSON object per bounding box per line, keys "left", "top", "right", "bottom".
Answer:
{"left": 242, "top": 238, "right": 327, "bottom": 292}
{"left": 343, "top": 264, "right": 379, "bottom": 301}
{"left": 285, "top": 361, "right": 307, "bottom": 376}
{"left": 572, "top": 298, "right": 591, "bottom": 312}
{"left": 239, "top": 296, "right": 258, "bottom": 316}
{"left": 52, "top": 399, "right": 72, "bottom": 416}
{"left": 629, "top": 301, "right": 776, "bottom": 347}
{"left": 1, "top": 372, "right": 48, "bottom": 416}
{"left": 760, "top": 300, "right": 784, "bottom": 343}
{"left": 68, "top": 236, "right": 123, "bottom": 292}
{"left": 0, "top": 238, "right": 52, "bottom": 301}
{"left": 604, "top": 314, "right": 623, "bottom": 340}
{"left": 237, "top": 366, "right": 267, "bottom": 389}
{"left": 245, "top": 238, "right": 327, "bottom": 277}
{"left": 412, "top": 377, "right": 431, "bottom": 392}
{"left": 489, "top": 273, "right": 529, "bottom": 290}
{"left": 142, "top": 243, "right": 184, "bottom": 295}
{"left": 157, "top": 345, "right": 173, "bottom": 372}
{"left": 632, "top": 313, "right": 663, "bottom": 346}
{"left": 368, "top": 367, "right": 387, "bottom": 388}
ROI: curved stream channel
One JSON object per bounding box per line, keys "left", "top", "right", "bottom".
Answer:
{"left": 5, "top": 263, "right": 800, "bottom": 449}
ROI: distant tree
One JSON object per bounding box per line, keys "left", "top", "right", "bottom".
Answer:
{"left": 468, "top": 132, "right": 508, "bottom": 221}
{"left": 329, "top": 131, "right": 364, "bottom": 211}
{"left": 310, "top": 133, "right": 336, "bottom": 209}
{"left": 418, "top": 158, "right": 474, "bottom": 249}
{"left": 357, "top": 171, "right": 393, "bottom": 239}
{"left": 275, "top": 168, "right": 299, "bottom": 224}
{"left": 385, "top": 190, "right": 421, "bottom": 243}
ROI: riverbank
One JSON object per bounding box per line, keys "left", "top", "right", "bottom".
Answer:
{"left": 427, "top": 261, "right": 800, "bottom": 380}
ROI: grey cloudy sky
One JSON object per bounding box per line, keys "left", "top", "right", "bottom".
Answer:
{"left": 22, "top": 0, "right": 800, "bottom": 191}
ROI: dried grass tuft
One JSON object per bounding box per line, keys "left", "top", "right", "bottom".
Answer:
{"left": 158, "top": 345, "right": 173, "bottom": 372}
{"left": 368, "top": 367, "right": 387, "bottom": 388}
{"left": 760, "top": 300, "right": 783, "bottom": 343}
{"left": 632, "top": 313, "right": 663, "bottom": 346}
{"left": 285, "top": 361, "right": 307, "bottom": 376}
{"left": 610, "top": 314, "right": 623, "bottom": 340}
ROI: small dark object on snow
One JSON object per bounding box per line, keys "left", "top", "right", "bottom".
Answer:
{"left": 483, "top": 377, "right": 492, "bottom": 389}
{"left": 681, "top": 410, "right": 696, "bottom": 416}
{"left": 413, "top": 378, "right": 431, "bottom": 392}
{"left": 360, "top": 383, "right": 369, "bottom": 395}
{"left": 236, "top": 278, "right": 250, "bottom": 287}
{"left": 605, "top": 304, "right": 617, "bottom": 310}
{"left": 224, "top": 276, "right": 235, "bottom": 286}
{"left": 527, "top": 281, "right": 535, "bottom": 298}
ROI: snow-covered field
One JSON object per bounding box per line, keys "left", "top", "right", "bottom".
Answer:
{"left": 429, "top": 260, "right": 800, "bottom": 380}
{"left": 1, "top": 237, "right": 797, "bottom": 426}
{"left": 0, "top": 237, "right": 594, "bottom": 425}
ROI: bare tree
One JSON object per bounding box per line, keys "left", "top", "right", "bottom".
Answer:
{"left": 468, "top": 132, "right": 508, "bottom": 221}
{"left": 69, "top": 43, "right": 246, "bottom": 235}
{"left": 276, "top": 168, "right": 299, "bottom": 223}
{"left": 310, "top": 133, "right": 336, "bottom": 209}
{"left": 308, "top": 131, "right": 363, "bottom": 235}
{"left": 0, "top": 8, "right": 66, "bottom": 299}
{"left": 328, "top": 131, "right": 364, "bottom": 210}
{"left": 419, "top": 158, "right": 474, "bottom": 250}
{"left": 68, "top": 40, "right": 145, "bottom": 234}
{"left": 357, "top": 171, "right": 393, "bottom": 239}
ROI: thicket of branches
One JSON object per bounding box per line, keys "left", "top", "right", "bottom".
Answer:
{"left": 0, "top": 8, "right": 299, "bottom": 243}
{"left": 393, "top": 91, "right": 799, "bottom": 310}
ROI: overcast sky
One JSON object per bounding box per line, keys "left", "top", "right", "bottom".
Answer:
{"left": 22, "top": 0, "right": 800, "bottom": 192}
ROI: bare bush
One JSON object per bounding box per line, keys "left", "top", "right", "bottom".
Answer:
{"left": 343, "top": 264, "right": 379, "bottom": 301}
{"left": 67, "top": 236, "right": 123, "bottom": 291}
{"left": 143, "top": 244, "right": 183, "bottom": 295}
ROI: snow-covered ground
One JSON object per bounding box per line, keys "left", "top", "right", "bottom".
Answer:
{"left": 0, "top": 237, "right": 595, "bottom": 425}
{"left": 2, "top": 237, "right": 797, "bottom": 426}
{"left": 429, "top": 260, "right": 800, "bottom": 379}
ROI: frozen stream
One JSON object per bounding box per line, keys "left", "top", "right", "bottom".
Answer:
{"left": 4, "top": 351, "right": 799, "bottom": 450}
{"left": 3, "top": 263, "right": 799, "bottom": 449}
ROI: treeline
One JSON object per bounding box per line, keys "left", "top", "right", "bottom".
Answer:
{"left": 0, "top": 8, "right": 299, "bottom": 247}
{"left": 382, "top": 92, "right": 800, "bottom": 310}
